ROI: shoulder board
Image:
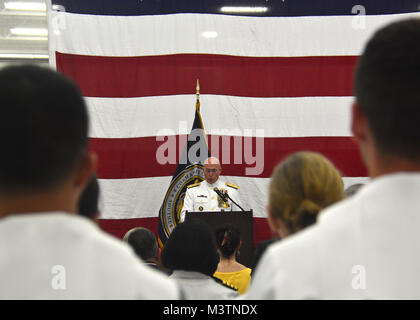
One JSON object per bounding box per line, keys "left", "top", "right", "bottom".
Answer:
{"left": 187, "top": 182, "right": 201, "bottom": 189}
{"left": 212, "top": 276, "right": 238, "bottom": 292}
{"left": 226, "top": 182, "right": 239, "bottom": 190}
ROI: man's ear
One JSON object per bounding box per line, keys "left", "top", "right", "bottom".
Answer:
{"left": 351, "top": 102, "right": 367, "bottom": 144}
{"left": 74, "top": 151, "right": 98, "bottom": 192}
{"left": 351, "top": 102, "right": 376, "bottom": 176}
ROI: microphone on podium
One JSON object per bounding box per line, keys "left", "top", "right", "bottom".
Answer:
{"left": 214, "top": 187, "right": 245, "bottom": 212}
{"left": 213, "top": 187, "right": 228, "bottom": 203}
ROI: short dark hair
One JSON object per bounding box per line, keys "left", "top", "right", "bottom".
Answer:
{"left": 0, "top": 65, "right": 88, "bottom": 193}
{"left": 123, "top": 227, "right": 158, "bottom": 261}
{"left": 215, "top": 224, "right": 241, "bottom": 259}
{"left": 161, "top": 219, "right": 220, "bottom": 276}
{"left": 344, "top": 183, "right": 364, "bottom": 198}
{"left": 78, "top": 174, "right": 100, "bottom": 219}
{"left": 354, "top": 18, "right": 420, "bottom": 160}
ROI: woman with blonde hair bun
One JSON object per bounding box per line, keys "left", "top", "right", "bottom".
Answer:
{"left": 267, "top": 151, "right": 344, "bottom": 238}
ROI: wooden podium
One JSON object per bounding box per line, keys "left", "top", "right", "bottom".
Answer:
{"left": 185, "top": 210, "right": 254, "bottom": 267}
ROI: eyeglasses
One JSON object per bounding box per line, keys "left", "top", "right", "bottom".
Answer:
{"left": 204, "top": 168, "right": 219, "bottom": 174}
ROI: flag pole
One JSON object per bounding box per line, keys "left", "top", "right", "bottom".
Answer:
{"left": 157, "top": 79, "right": 210, "bottom": 246}
{"left": 196, "top": 79, "right": 200, "bottom": 110}
{"left": 195, "top": 79, "right": 208, "bottom": 150}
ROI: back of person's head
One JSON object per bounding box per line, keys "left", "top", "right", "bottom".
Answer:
{"left": 269, "top": 151, "right": 344, "bottom": 233}
{"left": 161, "top": 219, "right": 219, "bottom": 276}
{"left": 215, "top": 224, "right": 241, "bottom": 259}
{"left": 354, "top": 18, "right": 420, "bottom": 160}
{"left": 123, "top": 227, "right": 158, "bottom": 261}
{"left": 344, "top": 183, "right": 364, "bottom": 198}
{"left": 0, "top": 65, "right": 88, "bottom": 194}
{"left": 78, "top": 174, "right": 100, "bottom": 220}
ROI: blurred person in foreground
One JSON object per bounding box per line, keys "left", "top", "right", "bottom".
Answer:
{"left": 213, "top": 224, "right": 252, "bottom": 295}
{"left": 252, "top": 152, "right": 344, "bottom": 276}
{"left": 246, "top": 18, "right": 420, "bottom": 299}
{"left": 162, "top": 219, "right": 239, "bottom": 299}
{"left": 0, "top": 65, "right": 180, "bottom": 299}
{"left": 78, "top": 173, "right": 101, "bottom": 222}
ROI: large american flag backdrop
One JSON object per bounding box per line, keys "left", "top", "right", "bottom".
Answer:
{"left": 47, "top": 0, "right": 419, "bottom": 245}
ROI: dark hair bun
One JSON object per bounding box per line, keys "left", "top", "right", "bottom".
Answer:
{"left": 215, "top": 224, "right": 241, "bottom": 258}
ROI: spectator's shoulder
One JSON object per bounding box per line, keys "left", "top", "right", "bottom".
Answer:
{"left": 317, "top": 195, "right": 359, "bottom": 226}
{"left": 247, "top": 225, "right": 324, "bottom": 299}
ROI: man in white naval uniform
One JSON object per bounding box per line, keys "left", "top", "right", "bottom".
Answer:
{"left": 180, "top": 157, "right": 242, "bottom": 222}
{"left": 245, "top": 19, "right": 420, "bottom": 299}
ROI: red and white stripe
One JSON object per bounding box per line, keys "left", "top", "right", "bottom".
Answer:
{"left": 48, "top": 11, "right": 418, "bottom": 240}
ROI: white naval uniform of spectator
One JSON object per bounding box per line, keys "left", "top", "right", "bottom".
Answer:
{"left": 0, "top": 212, "right": 181, "bottom": 299}
{"left": 180, "top": 178, "right": 241, "bottom": 222}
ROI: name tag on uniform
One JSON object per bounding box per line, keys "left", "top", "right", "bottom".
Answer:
{"left": 196, "top": 194, "right": 208, "bottom": 204}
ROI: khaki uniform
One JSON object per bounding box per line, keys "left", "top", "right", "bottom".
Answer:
{"left": 180, "top": 179, "right": 241, "bottom": 222}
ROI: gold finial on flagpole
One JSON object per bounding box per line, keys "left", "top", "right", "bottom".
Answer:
{"left": 196, "top": 79, "right": 200, "bottom": 102}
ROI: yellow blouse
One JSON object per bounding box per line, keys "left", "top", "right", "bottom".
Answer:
{"left": 213, "top": 268, "right": 252, "bottom": 295}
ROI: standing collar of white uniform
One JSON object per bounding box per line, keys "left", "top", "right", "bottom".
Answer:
{"left": 204, "top": 178, "right": 224, "bottom": 189}
{"left": 170, "top": 270, "right": 211, "bottom": 280}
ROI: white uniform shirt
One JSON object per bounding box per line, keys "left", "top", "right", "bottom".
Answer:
{"left": 0, "top": 212, "right": 180, "bottom": 299}
{"left": 245, "top": 173, "right": 420, "bottom": 299}
{"left": 180, "top": 178, "right": 242, "bottom": 222}
{"left": 170, "top": 270, "right": 239, "bottom": 300}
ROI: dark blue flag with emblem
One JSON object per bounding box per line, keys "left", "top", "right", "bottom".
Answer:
{"left": 158, "top": 80, "right": 210, "bottom": 247}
